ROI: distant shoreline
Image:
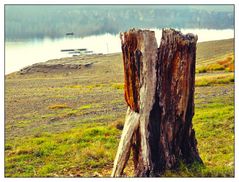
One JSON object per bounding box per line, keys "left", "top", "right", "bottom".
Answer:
{"left": 5, "top": 38, "right": 234, "bottom": 76}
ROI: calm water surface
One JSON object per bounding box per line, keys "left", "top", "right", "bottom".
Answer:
{"left": 5, "top": 29, "right": 234, "bottom": 74}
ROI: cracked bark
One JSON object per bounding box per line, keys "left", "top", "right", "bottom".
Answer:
{"left": 112, "top": 28, "right": 203, "bottom": 177}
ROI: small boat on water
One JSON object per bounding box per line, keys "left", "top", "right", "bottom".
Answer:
{"left": 66, "top": 32, "right": 74, "bottom": 36}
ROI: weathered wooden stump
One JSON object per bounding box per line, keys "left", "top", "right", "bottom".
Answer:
{"left": 112, "top": 28, "right": 203, "bottom": 177}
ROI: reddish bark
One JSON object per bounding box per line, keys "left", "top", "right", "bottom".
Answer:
{"left": 120, "top": 31, "right": 141, "bottom": 113}
{"left": 113, "top": 29, "right": 203, "bottom": 177}
{"left": 148, "top": 29, "right": 203, "bottom": 175}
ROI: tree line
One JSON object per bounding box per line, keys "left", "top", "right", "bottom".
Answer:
{"left": 5, "top": 5, "right": 234, "bottom": 40}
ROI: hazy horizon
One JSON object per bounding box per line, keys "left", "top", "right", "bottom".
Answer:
{"left": 5, "top": 5, "right": 234, "bottom": 40}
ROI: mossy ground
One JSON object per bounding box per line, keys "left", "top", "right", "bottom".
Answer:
{"left": 5, "top": 39, "right": 234, "bottom": 177}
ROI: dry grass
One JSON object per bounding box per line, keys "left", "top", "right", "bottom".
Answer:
{"left": 196, "top": 54, "right": 234, "bottom": 73}
{"left": 48, "top": 104, "right": 70, "bottom": 109}
{"left": 218, "top": 56, "right": 234, "bottom": 72}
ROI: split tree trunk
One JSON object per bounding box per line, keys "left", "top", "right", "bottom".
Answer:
{"left": 112, "top": 28, "right": 203, "bottom": 177}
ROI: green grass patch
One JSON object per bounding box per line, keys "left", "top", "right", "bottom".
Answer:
{"left": 197, "top": 64, "right": 224, "bottom": 73}
{"left": 193, "top": 98, "right": 234, "bottom": 176}
{"left": 195, "top": 73, "right": 234, "bottom": 87}
{"left": 78, "top": 104, "right": 92, "bottom": 110}
{"left": 5, "top": 123, "right": 120, "bottom": 177}
{"left": 111, "top": 83, "right": 124, "bottom": 90}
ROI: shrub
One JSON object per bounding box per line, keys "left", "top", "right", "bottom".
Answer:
{"left": 217, "top": 57, "right": 232, "bottom": 67}
{"left": 206, "top": 64, "right": 225, "bottom": 71}
{"left": 197, "top": 66, "right": 207, "bottom": 73}
{"left": 217, "top": 56, "right": 234, "bottom": 72}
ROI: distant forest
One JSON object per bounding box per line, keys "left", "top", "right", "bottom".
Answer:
{"left": 5, "top": 5, "right": 234, "bottom": 40}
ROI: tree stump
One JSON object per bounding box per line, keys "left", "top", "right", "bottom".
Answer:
{"left": 112, "top": 28, "right": 203, "bottom": 177}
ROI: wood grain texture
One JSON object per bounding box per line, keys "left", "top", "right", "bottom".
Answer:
{"left": 111, "top": 107, "right": 140, "bottom": 177}
{"left": 150, "top": 29, "right": 203, "bottom": 174}
{"left": 112, "top": 28, "right": 202, "bottom": 177}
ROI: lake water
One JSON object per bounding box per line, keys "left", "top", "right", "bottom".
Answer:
{"left": 5, "top": 28, "right": 234, "bottom": 74}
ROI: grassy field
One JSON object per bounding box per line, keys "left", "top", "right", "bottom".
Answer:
{"left": 5, "top": 38, "right": 234, "bottom": 177}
